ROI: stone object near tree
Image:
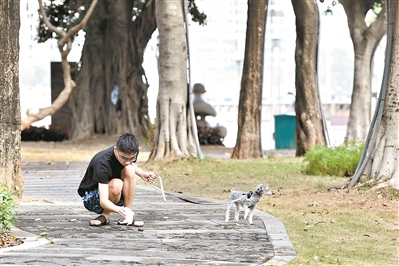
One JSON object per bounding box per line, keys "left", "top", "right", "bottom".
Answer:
{"left": 192, "top": 83, "right": 227, "bottom": 145}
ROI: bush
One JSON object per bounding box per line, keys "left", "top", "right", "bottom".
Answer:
{"left": 302, "top": 141, "right": 364, "bottom": 176}
{"left": 0, "top": 183, "right": 20, "bottom": 233}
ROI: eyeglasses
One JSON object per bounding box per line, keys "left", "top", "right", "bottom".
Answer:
{"left": 117, "top": 151, "right": 137, "bottom": 163}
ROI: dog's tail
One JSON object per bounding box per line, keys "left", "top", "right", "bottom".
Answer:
{"left": 231, "top": 187, "right": 235, "bottom": 192}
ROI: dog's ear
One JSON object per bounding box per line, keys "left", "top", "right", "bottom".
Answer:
{"left": 246, "top": 191, "right": 253, "bottom": 198}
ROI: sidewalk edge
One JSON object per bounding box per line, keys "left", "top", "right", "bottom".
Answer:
{"left": 1, "top": 226, "right": 49, "bottom": 254}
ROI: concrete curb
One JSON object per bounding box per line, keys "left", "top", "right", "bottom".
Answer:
{"left": 1, "top": 226, "right": 49, "bottom": 254}
{"left": 255, "top": 211, "right": 296, "bottom": 265}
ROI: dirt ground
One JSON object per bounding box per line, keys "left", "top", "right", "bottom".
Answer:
{"left": 20, "top": 134, "right": 238, "bottom": 163}
{"left": 21, "top": 134, "right": 122, "bottom": 157}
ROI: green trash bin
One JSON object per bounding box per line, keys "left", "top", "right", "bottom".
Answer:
{"left": 274, "top": 114, "right": 296, "bottom": 149}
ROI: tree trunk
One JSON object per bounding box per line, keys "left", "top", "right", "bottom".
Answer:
{"left": 231, "top": 0, "right": 268, "bottom": 159}
{"left": 69, "top": 0, "right": 156, "bottom": 140}
{"left": 0, "top": 0, "right": 24, "bottom": 191}
{"left": 291, "top": 0, "right": 326, "bottom": 156}
{"left": 148, "top": 0, "right": 197, "bottom": 160}
{"left": 340, "top": 0, "right": 387, "bottom": 141}
{"left": 357, "top": 0, "right": 399, "bottom": 189}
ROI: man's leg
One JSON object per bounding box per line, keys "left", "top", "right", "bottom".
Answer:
{"left": 90, "top": 179, "right": 123, "bottom": 226}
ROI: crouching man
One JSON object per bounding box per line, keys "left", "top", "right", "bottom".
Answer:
{"left": 77, "top": 133, "right": 156, "bottom": 227}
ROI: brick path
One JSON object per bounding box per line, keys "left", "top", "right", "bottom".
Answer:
{"left": 1, "top": 161, "right": 295, "bottom": 265}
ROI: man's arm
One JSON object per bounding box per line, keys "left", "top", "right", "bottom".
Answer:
{"left": 132, "top": 164, "right": 156, "bottom": 183}
{"left": 98, "top": 183, "right": 123, "bottom": 213}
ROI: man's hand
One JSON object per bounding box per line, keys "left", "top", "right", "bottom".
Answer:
{"left": 117, "top": 206, "right": 128, "bottom": 219}
{"left": 141, "top": 172, "right": 157, "bottom": 184}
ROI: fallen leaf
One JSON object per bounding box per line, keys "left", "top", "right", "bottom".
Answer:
{"left": 39, "top": 232, "right": 48, "bottom": 237}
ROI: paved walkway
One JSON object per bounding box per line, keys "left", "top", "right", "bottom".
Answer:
{"left": 1, "top": 161, "right": 296, "bottom": 265}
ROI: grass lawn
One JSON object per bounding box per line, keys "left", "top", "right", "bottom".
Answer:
{"left": 21, "top": 140, "right": 399, "bottom": 265}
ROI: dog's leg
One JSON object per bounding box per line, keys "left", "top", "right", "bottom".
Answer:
{"left": 243, "top": 206, "right": 250, "bottom": 220}
{"left": 225, "top": 203, "right": 231, "bottom": 222}
{"left": 248, "top": 208, "right": 254, "bottom": 224}
{"left": 234, "top": 202, "right": 240, "bottom": 222}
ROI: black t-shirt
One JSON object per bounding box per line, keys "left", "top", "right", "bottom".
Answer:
{"left": 77, "top": 146, "right": 124, "bottom": 197}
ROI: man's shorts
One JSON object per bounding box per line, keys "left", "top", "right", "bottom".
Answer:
{"left": 81, "top": 189, "right": 124, "bottom": 214}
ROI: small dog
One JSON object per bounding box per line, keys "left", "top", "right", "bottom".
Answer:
{"left": 225, "top": 184, "right": 273, "bottom": 224}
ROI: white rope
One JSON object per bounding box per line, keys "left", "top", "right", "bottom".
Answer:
{"left": 149, "top": 174, "right": 250, "bottom": 205}
{"left": 150, "top": 174, "right": 166, "bottom": 201}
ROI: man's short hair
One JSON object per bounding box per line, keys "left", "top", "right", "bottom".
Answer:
{"left": 116, "top": 133, "right": 139, "bottom": 155}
